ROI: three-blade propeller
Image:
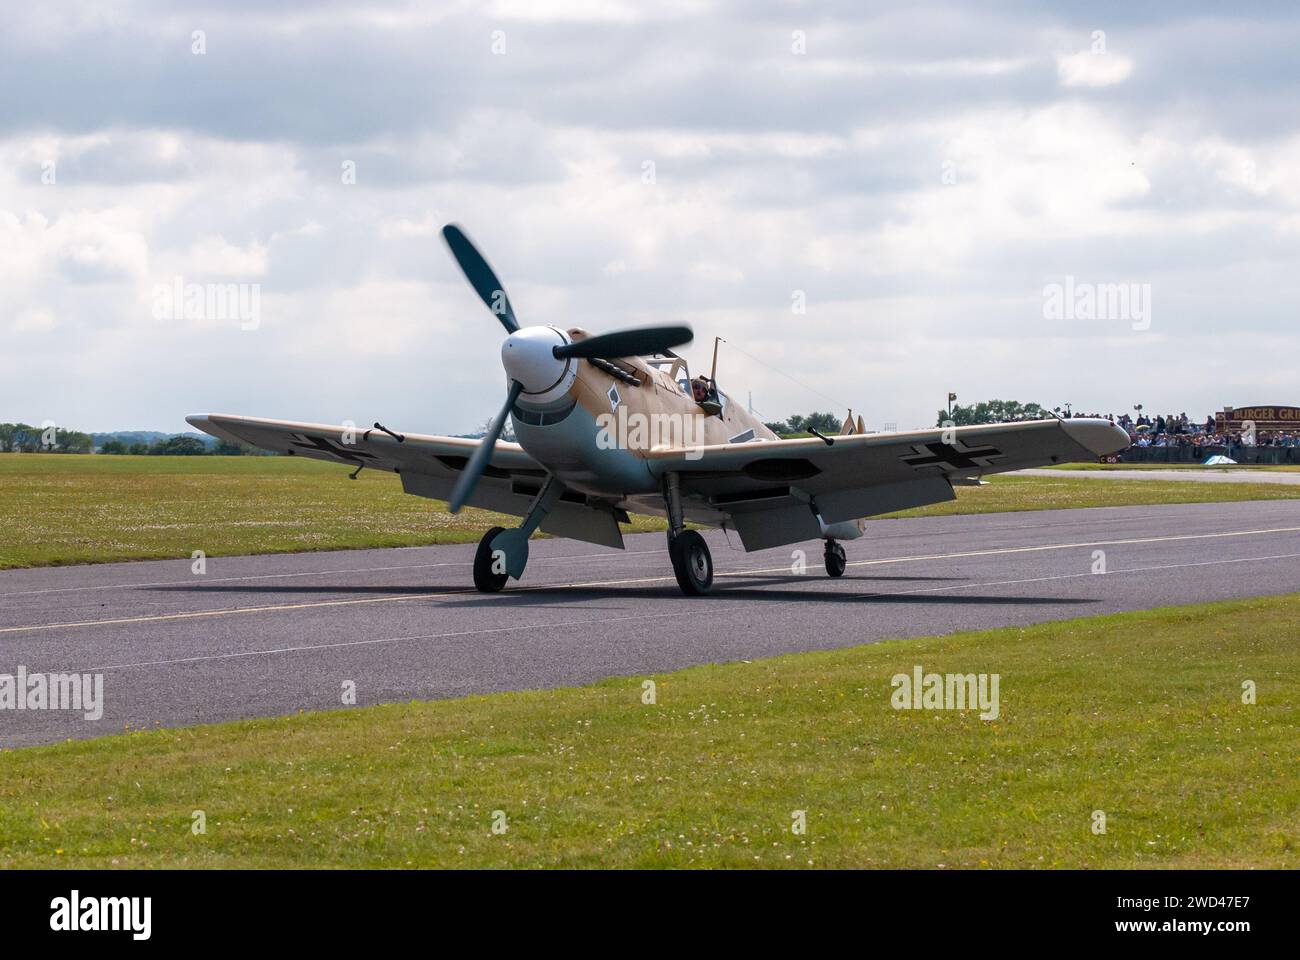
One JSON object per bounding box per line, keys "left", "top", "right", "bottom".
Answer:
{"left": 439, "top": 223, "right": 693, "bottom": 514}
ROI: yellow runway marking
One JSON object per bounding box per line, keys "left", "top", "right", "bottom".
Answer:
{"left": 3, "top": 524, "right": 1299, "bottom": 635}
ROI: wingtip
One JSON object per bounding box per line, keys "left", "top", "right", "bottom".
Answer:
{"left": 1062, "top": 418, "right": 1131, "bottom": 456}
{"left": 185, "top": 414, "right": 244, "bottom": 446}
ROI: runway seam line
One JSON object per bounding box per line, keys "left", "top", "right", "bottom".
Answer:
{"left": 63, "top": 550, "right": 1300, "bottom": 673}
{"left": 4, "top": 523, "right": 1299, "bottom": 635}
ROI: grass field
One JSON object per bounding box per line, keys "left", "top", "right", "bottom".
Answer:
{"left": 0, "top": 453, "right": 661, "bottom": 570}
{"left": 3, "top": 453, "right": 1299, "bottom": 569}
{"left": 0, "top": 594, "right": 1295, "bottom": 868}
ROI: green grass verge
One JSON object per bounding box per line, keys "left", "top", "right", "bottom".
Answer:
{"left": 1, "top": 594, "right": 1295, "bottom": 868}
{"left": 882, "top": 474, "right": 1300, "bottom": 518}
{"left": 1046, "top": 462, "right": 1300, "bottom": 472}
{"left": 3, "top": 454, "right": 1299, "bottom": 569}
{"left": 0, "top": 453, "right": 663, "bottom": 570}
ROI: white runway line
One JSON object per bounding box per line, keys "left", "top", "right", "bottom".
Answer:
{"left": 568, "top": 524, "right": 1300, "bottom": 590}
{"left": 77, "top": 607, "right": 744, "bottom": 673}
{"left": 4, "top": 523, "right": 1300, "bottom": 635}
{"left": 52, "top": 550, "right": 1300, "bottom": 675}
{"left": 848, "top": 551, "right": 1300, "bottom": 602}
{"left": 12, "top": 498, "right": 1294, "bottom": 599}
{"left": 0, "top": 547, "right": 668, "bottom": 598}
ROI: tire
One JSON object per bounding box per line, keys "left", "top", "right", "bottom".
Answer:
{"left": 473, "top": 526, "right": 510, "bottom": 593}
{"left": 669, "top": 530, "right": 714, "bottom": 596}
{"left": 824, "top": 541, "right": 847, "bottom": 578}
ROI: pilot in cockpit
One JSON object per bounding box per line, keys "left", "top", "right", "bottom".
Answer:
{"left": 690, "top": 377, "right": 724, "bottom": 416}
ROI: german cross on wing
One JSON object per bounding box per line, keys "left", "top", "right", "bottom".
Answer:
{"left": 900, "top": 439, "right": 1005, "bottom": 471}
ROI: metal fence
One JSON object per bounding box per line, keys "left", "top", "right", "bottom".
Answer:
{"left": 1119, "top": 445, "right": 1300, "bottom": 465}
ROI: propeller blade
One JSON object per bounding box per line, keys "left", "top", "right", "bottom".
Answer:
{"left": 449, "top": 380, "right": 525, "bottom": 514}
{"left": 553, "top": 325, "right": 693, "bottom": 360}
{"left": 441, "top": 224, "right": 519, "bottom": 334}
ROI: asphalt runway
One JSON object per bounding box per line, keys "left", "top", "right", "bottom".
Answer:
{"left": 3, "top": 499, "right": 1300, "bottom": 748}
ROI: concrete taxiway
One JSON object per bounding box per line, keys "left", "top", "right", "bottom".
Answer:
{"left": 2, "top": 499, "right": 1298, "bottom": 748}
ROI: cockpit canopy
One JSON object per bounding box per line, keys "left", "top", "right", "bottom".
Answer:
{"left": 646, "top": 355, "right": 690, "bottom": 395}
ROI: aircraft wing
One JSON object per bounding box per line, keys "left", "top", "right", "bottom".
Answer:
{"left": 185, "top": 413, "right": 628, "bottom": 548}
{"left": 636, "top": 418, "right": 1130, "bottom": 551}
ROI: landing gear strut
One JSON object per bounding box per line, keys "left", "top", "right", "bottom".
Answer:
{"left": 664, "top": 472, "right": 713, "bottom": 596}
{"left": 471, "top": 475, "right": 563, "bottom": 593}
{"left": 824, "top": 539, "right": 846, "bottom": 578}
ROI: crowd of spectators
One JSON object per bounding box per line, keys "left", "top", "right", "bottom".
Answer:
{"left": 1070, "top": 411, "right": 1300, "bottom": 449}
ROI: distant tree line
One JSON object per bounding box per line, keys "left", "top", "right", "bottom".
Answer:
{"left": 935, "top": 400, "right": 1047, "bottom": 426}
{"left": 0, "top": 423, "right": 94, "bottom": 453}
{"left": 0, "top": 423, "right": 254, "bottom": 455}
{"left": 763, "top": 411, "right": 845, "bottom": 435}
{"left": 761, "top": 401, "right": 1051, "bottom": 437}
{"left": 98, "top": 435, "right": 240, "bottom": 455}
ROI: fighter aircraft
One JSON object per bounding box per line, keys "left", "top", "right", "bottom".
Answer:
{"left": 188, "top": 224, "right": 1130, "bottom": 596}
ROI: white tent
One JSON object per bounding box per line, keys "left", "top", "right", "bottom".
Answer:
{"left": 1202, "top": 454, "right": 1237, "bottom": 465}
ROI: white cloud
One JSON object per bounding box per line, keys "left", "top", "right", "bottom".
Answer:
{"left": 175, "top": 236, "right": 269, "bottom": 278}
{"left": 1056, "top": 50, "right": 1133, "bottom": 88}
{"left": 2, "top": 2, "right": 1299, "bottom": 434}
{"left": 489, "top": 0, "right": 705, "bottom": 23}
{"left": 12, "top": 306, "right": 56, "bottom": 333}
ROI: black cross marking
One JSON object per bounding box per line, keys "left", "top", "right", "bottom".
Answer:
{"left": 289, "top": 433, "right": 378, "bottom": 464}
{"left": 901, "top": 439, "right": 1004, "bottom": 470}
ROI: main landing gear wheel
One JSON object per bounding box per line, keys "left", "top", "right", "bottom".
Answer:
{"left": 670, "top": 530, "right": 714, "bottom": 596}
{"left": 473, "top": 526, "right": 510, "bottom": 593}
{"left": 824, "top": 540, "right": 847, "bottom": 578}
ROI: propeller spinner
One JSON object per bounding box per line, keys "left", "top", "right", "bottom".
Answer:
{"left": 439, "top": 223, "right": 693, "bottom": 513}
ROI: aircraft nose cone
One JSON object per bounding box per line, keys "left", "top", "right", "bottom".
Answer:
{"left": 501, "top": 326, "right": 570, "bottom": 396}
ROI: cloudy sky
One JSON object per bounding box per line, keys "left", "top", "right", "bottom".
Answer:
{"left": 3, "top": 0, "right": 1298, "bottom": 435}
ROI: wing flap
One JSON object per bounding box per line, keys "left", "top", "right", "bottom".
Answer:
{"left": 399, "top": 470, "right": 624, "bottom": 549}
{"left": 729, "top": 504, "right": 822, "bottom": 551}
{"left": 814, "top": 475, "right": 956, "bottom": 523}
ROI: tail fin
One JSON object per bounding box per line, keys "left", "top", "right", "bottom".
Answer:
{"left": 840, "top": 409, "right": 866, "bottom": 435}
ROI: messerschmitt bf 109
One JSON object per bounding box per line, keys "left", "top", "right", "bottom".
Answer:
{"left": 189, "top": 224, "right": 1130, "bottom": 596}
